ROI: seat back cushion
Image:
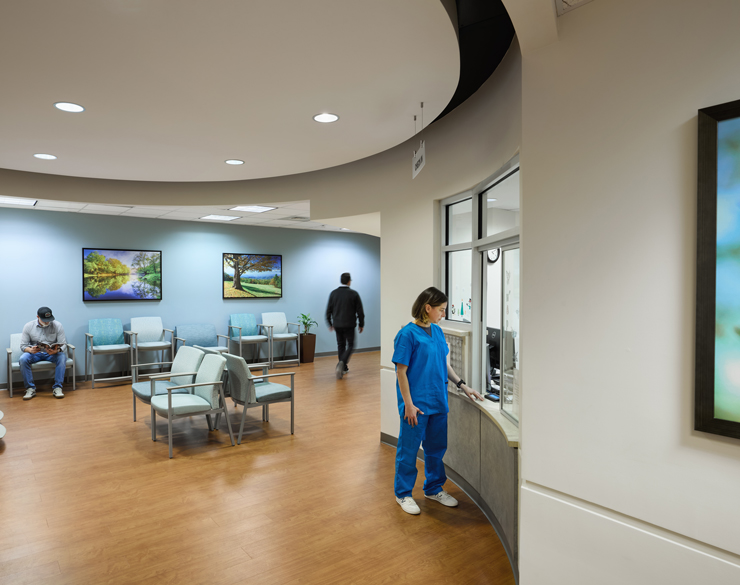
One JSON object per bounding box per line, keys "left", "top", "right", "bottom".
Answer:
{"left": 223, "top": 353, "right": 256, "bottom": 404}
{"left": 131, "top": 317, "right": 164, "bottom": 343}
{"left": 89, "top": 319, "right": 125, "bottom": 346}
{"left": 262, "top": 312, "right": 288, "bottom": 334}
{"left": 176, "top": 323, "right": 217, "bottom": 347}
{"left": 229, "top": 314, "right": 258, "bottom": 338}
{"left": 171, "top": 346, "right": 205, "bottom": 386}
{"left": 193, "top": 354, "right": 227, "bottom": 408}
{"left": 9, "top": 333, "right": 23, "bottom": 363}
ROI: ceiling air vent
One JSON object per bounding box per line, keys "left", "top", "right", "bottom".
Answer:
{"left": 285, "top": 216, "right": 311, "bottom": 222}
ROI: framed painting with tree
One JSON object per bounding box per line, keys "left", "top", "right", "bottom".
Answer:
{"left": 223, "top": 253, "right": 282, "bottom": 299}
{"left": 83, "top": 248, "right": 162, "bottom": 301}
{"left": 696, "top": 97, "right": 740, "bottom": 440}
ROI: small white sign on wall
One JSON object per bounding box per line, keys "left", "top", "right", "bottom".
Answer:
{"left": 412, "top": 140, "right": 425, "bottom": 179}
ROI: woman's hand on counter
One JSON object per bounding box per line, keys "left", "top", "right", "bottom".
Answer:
{"left": 460, "top": 384, "right": 484, "bottom": 402}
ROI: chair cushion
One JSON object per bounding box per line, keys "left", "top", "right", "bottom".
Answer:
{"left": 89, "top": 344, "right": 130, "bottom": 353}
{"left": 262, "top": 312, "right": 288, "bottom": 334}
{"left": 136, "top": 341, "right": 171, "bottom": 350}
{"left": 236, "top": 335, "right": 268, "bottom": 342}
{"left": 230, "top": 314, "right": 259, "bottom": 337}
{"left": 151, "top": 394, "right": 212, "bottom": 415}
{"left": 272, "top": 333, "right": 297, "bottom": 341}
{"left": 130, "top": 317, "right": 165, "bottom": 343}
{"left": 255, "top": 382, "right": 292, "bottom": 402}
{"left": 132, "top": 380, "right": 190, "bottom": 401}
{"left": 11, "top": 358, "right": 74, "bottom": 372}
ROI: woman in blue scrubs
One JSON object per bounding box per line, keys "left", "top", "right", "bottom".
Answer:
{"left": 393, "top": 287, "right": 483, "bottom": 515}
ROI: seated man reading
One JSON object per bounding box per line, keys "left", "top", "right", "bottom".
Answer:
{"left": 20, "top": 307, "right": 69, "bottom": 400}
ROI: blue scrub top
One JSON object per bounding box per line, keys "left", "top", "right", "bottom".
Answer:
{"left": 392, "top": 322, "right": 449, "bottom": 416}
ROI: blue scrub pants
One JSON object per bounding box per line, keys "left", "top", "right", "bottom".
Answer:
{"left": 394, "top": 412, "right": 448, "bottom": 498}
{"left": 19, "top": 351, "right": 67, "bottom": 389}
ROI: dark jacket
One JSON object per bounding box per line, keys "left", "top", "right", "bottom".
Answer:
{"left": 326, "top": 286, "right": 365, "bottom": 329}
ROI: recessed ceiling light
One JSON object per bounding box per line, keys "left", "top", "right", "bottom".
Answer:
{"left": 0, "top": 196, "right": 37, "bottom": 206}
{"left": 313, "top": 113, "right": 339, "bottom": 123}
{"left": 54, "top": 102, "right": 85, "bottom": 113}
{"left": 225, "top": 159, "right": 244, "bottom": 165}
{"left": 487, "top": 198, "right": 498, "bottom": 202}
{"left": 201, "top": 215, "right": 239, "bottom": 221}
{"left": 34, "top": 153, "right": 57, "bottom": 160}
{"left": 229, "top": 205, "right": 275, "bottom": 213}
{"left": 341, "top": 228, "right": 350, "bottom": 231}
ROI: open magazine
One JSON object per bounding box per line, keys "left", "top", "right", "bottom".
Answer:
{"left": 35, "top": 342, "right": 64, "bottom": 351}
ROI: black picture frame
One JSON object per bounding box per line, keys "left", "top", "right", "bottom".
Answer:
{"left": 695, "top": 98, "right": 740, "bottom": 440}
{"left": 82, "top": 248, "right": 162, "bottom": 302}
{"left": 222, "top": 253, "right": 283, "bottom": 299}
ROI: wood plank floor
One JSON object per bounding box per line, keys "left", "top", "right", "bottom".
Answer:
{"left": 0, "top": 352, "right": 515, "bottom": 585}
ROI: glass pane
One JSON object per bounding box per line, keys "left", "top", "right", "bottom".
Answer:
{"left": 484, "top": 249, "right": 502, "bottom": 397}
{"left": 501, "top": 247, "right": 520, "bottom": 423}
{"left": 447, "top": 249, "right": 472, "bottom": 323}
{"left": 481, "top": 170, "right": 519, "bottom": 239}
{"left": 447, "top": 198, "right": 472, "bottom": 245}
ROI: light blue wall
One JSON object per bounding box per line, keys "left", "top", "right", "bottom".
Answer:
{"left": 0, "top": 207, "right": 380, "bottom": 387}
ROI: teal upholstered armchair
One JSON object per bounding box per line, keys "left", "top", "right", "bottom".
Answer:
{"left": 7, "top": 333, "right": 76, "bottom": 397}
{"left": 175, "top": 323, "right": 228, "bottom": 354}
{"left": 130, "top": 345, "right": 205, "bottom": 422}
{"left": 130, "top": 317, "right": 174, "bottom": 382}
{"left": 85, "top": 318, "right": 133, "bottom": 388}
{"left": 222, "top": 352, "right": 294, "bottom": 445}
{"left": 261, "top": 312, "right": 300, "bottom": 367}
{"left": 149, "top": 353, "right": 234, "bottom": 458}
{"left": 228, "top": 314, "right": 269, "bottom": 362}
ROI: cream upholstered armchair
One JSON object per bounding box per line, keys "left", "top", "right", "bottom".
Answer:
{"left": 222, "top": 352, "right": 294, "bottom": 445}
{"left": 261, "top": 312, "right": 300, "bottom": 367}
{"left": 7, "top": 333, "right": 76, "bottom": 397}
{"left": 130, "top": 316, "right": 174, "bottom": 382}
{"left": 130, "top": 345, "right": 205, "bottom": 422}
{"left": 149, "top": 353, "right": 234, "bottom": 458}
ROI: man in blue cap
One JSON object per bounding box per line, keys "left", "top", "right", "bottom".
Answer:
{"left": 19, "top": 307, "right": 69, "bottom": 399}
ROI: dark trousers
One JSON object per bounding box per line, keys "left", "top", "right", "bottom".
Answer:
{"left": 335, "top": 327, "right": 356, "bottom": 365}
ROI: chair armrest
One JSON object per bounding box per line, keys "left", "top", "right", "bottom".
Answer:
{"left": 255, "top": 372, "right": 295, "bottom": 380}
{"left": 216, "top": 334, "right": 229, "bottom": 346}
{"left": 174, "top": 336, "right": 186, "bottom": 349}
{"left": 229, "top": 325, "right": 242, "bottom": 339}
{"left": 248, "top": 363, "right": 271, "bottom": 376}
{"left": 124, "top": 331, "right": 136, "bottom": 345}
{"left": 66, "top": 343, "right": 76, "bottom": 350}
{"left": 85, "top": 333, "right": 93, "bottom": 350}
{"left": 167, "top": 380, "right": 223, "bottom": 392}
{"left": 287, "top": 322, "right": 300, "bottom": 329}
{"left": 258, "top": 324, "right": 273, "bottom": 336}
{"left": 6, "top": 348, "right": 11, "bottom": 355}
{"left": 164, "top": 329, "right": 174, "bottom": 343}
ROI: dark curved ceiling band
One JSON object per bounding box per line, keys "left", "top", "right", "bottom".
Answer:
{"left": 437, "top": 0, "right": 515, "bottom": 121}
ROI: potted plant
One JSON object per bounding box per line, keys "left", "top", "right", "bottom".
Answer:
{"left": 297, "top": 313, "right": 319, "bottom": 363}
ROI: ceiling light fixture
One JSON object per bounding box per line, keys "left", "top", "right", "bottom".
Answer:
{"left": 313, "top": 113, "right": 339, "bottom": 123}
{"left": 54, "top": 102, "right": 85, "bottom": 113}
{"left": 225, "top": 159, "right": 244, "bottom": 165}
{"left": 34, "top": 153, "right": 57, "bottom": 160}
{"left": 201, "top": 214, "right": 239, "bottom": 221}
{"left": 487, "top": 198, "right": 498, "bottom": 202}
{"left": 0, "top": 196, "right": 37, "bottom": 206}
{"left": 229, "top": 205, "right": 275, "bottom": 213}
{"left": 341, "top": 228, "right": 350, "bottom": 231}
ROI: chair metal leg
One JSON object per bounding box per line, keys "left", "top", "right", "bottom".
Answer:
{"left": 84, "top": 351, "right": 88, "bottom": 382}
{"left": 168, "top": 410, "right": 174, "bottom": 458}
{"left": 291, "top": 396, "right": 294, "bottom": 434}
{"left": 206, "top": 414, "right": 213, "bottom": 431}
{"left": 221, "top": 400, "right": 235, "bottom": 446}
{"left": 265, "top": 404, "right": 270, "bottom": 422}
{"left": 72, "top": 359, "right": 76, "bottom": 390}
{"left": 151, "top": 407, "right": 156, "bottom": 441}
{"left": 91, "top": 350, "right": 96, "bottom": 389}
{"left": 238, "top": 405, "right": 248, "bottom": 445}
{"left": 133, "top": 394, "right": 137, "bottom": 422}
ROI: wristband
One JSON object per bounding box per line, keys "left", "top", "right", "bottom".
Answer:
{"left": 456, "top": 379, "right": 465, "bottom": 388}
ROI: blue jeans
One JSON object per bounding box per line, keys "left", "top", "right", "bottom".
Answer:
{"left": 394, "top": 412, "right": 448, "bottom": 498}
{"left": 19, "top": 351, "right": 67, "bottom": 389}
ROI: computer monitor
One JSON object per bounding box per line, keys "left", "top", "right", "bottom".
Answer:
{"left": 486, "top": 327, "right": 500, "bottom": 370}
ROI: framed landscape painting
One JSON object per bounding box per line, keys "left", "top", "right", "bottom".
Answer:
{"left": 696, "top": 98, "right": 740, "bottom": 440}
{"left": 223, "top": 253, "right": 282, "bottom": 299}
{"left": 83, "top": 248, "right": 162, "bottom": 301}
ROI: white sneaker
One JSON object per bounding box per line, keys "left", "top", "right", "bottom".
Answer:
{"left": 425, "top": 490, "right": 458, "bottom": 507}
{"left": 23, "top": 388, "right": 36, "bottom": 400}
{"left": 395, "top": 496, "right": 421, "bottom": 515}
{"left": 52, "top": 387, "right": 64, "bottom": 399}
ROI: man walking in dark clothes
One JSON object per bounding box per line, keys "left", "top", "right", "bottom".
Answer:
{"left": 326, "top": 272, "right": 365, "bottom": 380}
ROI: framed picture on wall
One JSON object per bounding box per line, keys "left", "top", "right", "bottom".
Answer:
{"left": 696, "top": 98, "right": 740, "bottom": 440}
{"left": 223, "top": 253, "right": 282, "bottom": 299}
{"left": 83, "top": 248, "right": 162, "bottom": 301}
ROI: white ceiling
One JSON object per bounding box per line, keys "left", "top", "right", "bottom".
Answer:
{"left": 0, "top": 197, "right": 359, "bottom": 232}
{"left": 0, "top": 0, "right": 459, "bottom": 183}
